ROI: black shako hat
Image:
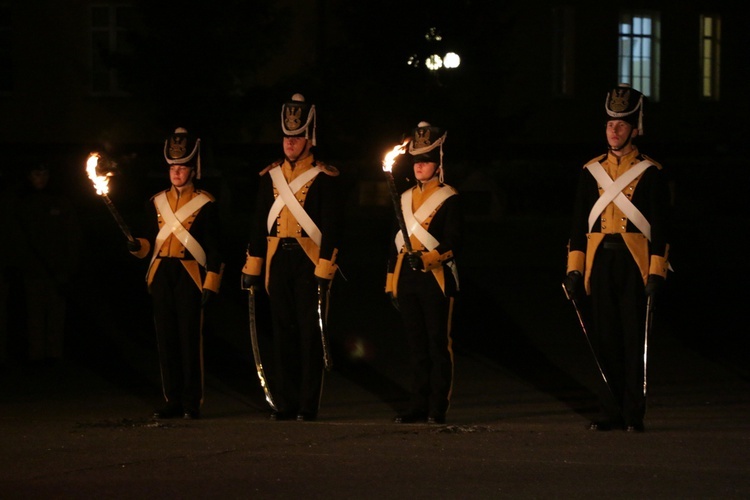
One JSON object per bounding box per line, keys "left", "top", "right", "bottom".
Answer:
{"left": 605, "top": 83, "right": 644, "bottom": 134}
{"left": 408, "top": 121, "right": 447, "bottom": 181}
{"left": 281, "top": 93, "right": 317, "bottom": 146}
{"left": 164, "top": 127, "right": 201, "bottom": 178}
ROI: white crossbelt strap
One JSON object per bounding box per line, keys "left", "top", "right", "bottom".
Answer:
{"left": 396, "top": 186, "right": 459, "bottom": 288}
{"left": 395, "top": 187, "right": 453, "bottom": 250}
{"left": 586, "top": 161, "right": 652, "bottom": 238}
{"left": 267, "top": 166, "right": 322, "bottom": 246}
{"left": 149, "top": 192, "right": 210, "bottom": 270}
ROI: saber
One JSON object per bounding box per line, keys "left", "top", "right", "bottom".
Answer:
{"left": 317, "top": 284, "right": 333, "bottom": 371}
{"left": 247, "top": 286, "right": 277, "bottom": 410}
{"left": 643, "top": 295, "right": 654, "bottom": 398}
{"left": 85, "top": 153, "right": 136, "bottom": 244}
{"left": 382, "top": 140, "right": 418, "bottom": 269}
{"left": 562, "top": 283, "right": 620, "bottom": 413}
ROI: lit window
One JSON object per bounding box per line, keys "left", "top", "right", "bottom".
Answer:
{"left": 700, "top": 15, "right": 721, "bottom": 100}
{"left": 618, "top": 11, "right": 661, "bottom": 101}
{"left": 91, "top": 3, "right": 134, "bottom": 95}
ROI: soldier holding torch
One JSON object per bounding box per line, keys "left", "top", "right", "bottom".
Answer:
{"left": 385, "top": 121, "right": 463, "bottom": 425}
{"left": 128, "top": 127, "right": 224, "bottom": 420}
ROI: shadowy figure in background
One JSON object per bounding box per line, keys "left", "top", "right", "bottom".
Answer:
{"left": 12, "top": 163, "right": 81, "bottom": 364}
{"left": 386, "top": 121, "right": 463, "bottom": 425}
{"left": 128, "top": 128, "right": 224, "bottom": 420}
{"left": 563, "top": 83, "right": 671, "bottom": 433}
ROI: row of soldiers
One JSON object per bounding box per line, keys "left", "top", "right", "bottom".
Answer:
{"left": 123, "top": 84, "right": 670, "bottom": 432}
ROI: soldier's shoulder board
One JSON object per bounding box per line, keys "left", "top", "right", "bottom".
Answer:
{"left": 583, "top": 154, "right": 607, "bottom": 168}
{"left": 641, "top": 154, "right": 663, "bottom": 170}
{"left": 315, "top": 161, "right": 340, "bottom": 177}
{"left": 259, "top": 159, "right": 283, "bottom": 176}
{"left": 196, "top": 190, "right": 216, "bottom": 202}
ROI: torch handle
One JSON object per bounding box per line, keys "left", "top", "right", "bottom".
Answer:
{"left": 384, "top": 171, "right": 414, "bottom": 254}
{"left": 102, "top": 194, "right": 135, "bottom": 243}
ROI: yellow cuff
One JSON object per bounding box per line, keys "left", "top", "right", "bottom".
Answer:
{"left": 131, "top": 238, "right": 151, "bottom": 259}
{"left": 314, "top": 258, "right": 338, "bottom": 280}
{"left": 385, "top": 273, "right": 394, "bottom": 294}
{"left": 567, "top": 250, "right": 585, "bottom": 274}
{"left": 203, "top": 270, "right": 222, "bottom": 293}
{"left": 649, "top": 254, "right": 669, "bottom": 279}
{"left": 242, "top": 254, "right": 264, "bottom": 275}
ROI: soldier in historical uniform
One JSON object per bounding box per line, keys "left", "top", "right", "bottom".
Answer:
{"left": 563, "top": 83, "right": 671, "bottom": 432}
{"left": 386, "top": 121, "right": 463, "bottom": 425}
{"left": 241, "top": 93, "right": 342, "bottom": 422}
{"left": 129, "top": 127, "right": 223, "bottom": 420}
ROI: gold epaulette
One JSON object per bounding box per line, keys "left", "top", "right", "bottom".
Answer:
{"left": 195, "top": 189, "right": 216, "bottom": 202}
{"left": 259, "top": 160, "right": 283, "bottom": 176}
{"left": 640, "top": 154, "right": 663, "bottom": 170}
{"left": 314, "top": 160, "right": 340, "bottom": 177}
{"left": 583, "top": 154, "right": 607, "bottom": 169}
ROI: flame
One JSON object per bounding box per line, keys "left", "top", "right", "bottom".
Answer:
{"left": 86, "top": 153, "right": 110, "bottom": 195}
{"left": 382, "top": 139, "right": 411, "bottom": 173}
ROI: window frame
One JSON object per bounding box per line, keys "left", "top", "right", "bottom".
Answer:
{"left": 699, "top": 14, "right": 721, "bottom": 100}
{"left": 618, "top": 10, "right": 661, "bottom": 101}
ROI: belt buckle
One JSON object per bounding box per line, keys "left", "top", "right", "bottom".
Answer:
{"left": 281, "top": 238, "right": 298, "bottom": 250}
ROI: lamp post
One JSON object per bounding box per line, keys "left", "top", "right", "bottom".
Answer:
{"left": 406, "top": 27, "right": 461, "bottom": 87}
{"left": 406, "top": 26, "right": 461, "bottom": 77}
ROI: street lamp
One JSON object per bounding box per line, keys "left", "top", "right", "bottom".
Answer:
{"left": 443, "top": 52, "right": 461, "bottom": 69}
{"left": 406, "top": 27, "right": 461, "bottom": 72}
{"left": 425, "top": 54, "right": 443, "bottom": 71}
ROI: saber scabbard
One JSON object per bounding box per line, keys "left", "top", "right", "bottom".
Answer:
{"left": 318, "top": 284, "right": 333, "bottom": 371}
{"left": 562, "top": 283, "right": 621, "bottom": 415}
{"left": 248, "top": 286, "right": 277, "bottom": 410}
{"left": 643, "top": 295, "right": 654, "bottom": 398}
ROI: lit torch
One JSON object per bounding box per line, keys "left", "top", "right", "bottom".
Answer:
{"left": 85, "top": 152, "right": 135, "bottom": 244}
{"left": 382, "top": 140, "right": 415, "bottom": 256}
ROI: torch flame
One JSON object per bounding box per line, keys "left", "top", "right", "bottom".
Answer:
{"left": 86, "top": 153, "right": 110, "bottom": 195}
{"left": 382, "top": 139, "right": 411, "bottom": 173}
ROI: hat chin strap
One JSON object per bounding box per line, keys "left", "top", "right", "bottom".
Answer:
{"left": 608, "top": 134, "right": 633, "bottom": 152}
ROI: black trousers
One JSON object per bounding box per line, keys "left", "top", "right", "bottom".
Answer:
{"left": 589, "top": 246, "right": 647, "bottom": 426}
{"left": 398, "top": 269, "right": 454, "bottom": 416}
{"left": 267, "top": 244, "right": 324, "bottom": 415}
{"left": 150, "top": 258, "right": 204, "bottom": 412}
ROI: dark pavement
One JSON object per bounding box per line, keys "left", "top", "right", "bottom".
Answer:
{"left": 1, "top": 190, "right": 749, "bottom": 498}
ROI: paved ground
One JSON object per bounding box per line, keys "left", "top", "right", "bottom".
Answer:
{"left": 1, "top": 195, "right": 749, "bottom": 498}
